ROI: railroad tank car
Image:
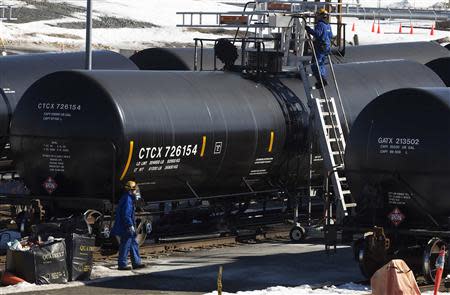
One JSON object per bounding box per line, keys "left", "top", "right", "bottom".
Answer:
{"left": 9, "top": 60, "right": 445, "bottom": 205}
{"left": 333, "top": 41, "right": 450, "bottom": 64}
{"left": 344, "top": 87, "right": 450, "bottom": 281}
{"left": 426, "top": 57, "right": 450, "bottom": 86}
{"left": 129, "top": 41, "right": 450, "bottom": 71}
{"left": 345, "top": 87, "right": 450, "bottom": 228}
{"left": 0, "top": 51, "right": 138, "bottom": 152}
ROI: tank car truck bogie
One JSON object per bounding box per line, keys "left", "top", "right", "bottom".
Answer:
{"left": 289, "top": 223, "right": 306, "bottom": 242}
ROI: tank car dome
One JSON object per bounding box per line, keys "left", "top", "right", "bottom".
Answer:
{"left": 426, "top": 57, "right": 450, "bottom": 87}
{"left": 345, "top": 87, "right": 450, "bottom": 226}
{"left": 130, "top": 48, "right": 192, "bottom": 70}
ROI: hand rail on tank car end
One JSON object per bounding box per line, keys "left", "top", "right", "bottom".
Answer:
{"left": 194, "top": 36, "right": 283, "bottom": 77}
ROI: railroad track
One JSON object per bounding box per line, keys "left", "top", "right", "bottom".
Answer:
{"left": 94, "top": 226, "right": 291, "bottom": 262}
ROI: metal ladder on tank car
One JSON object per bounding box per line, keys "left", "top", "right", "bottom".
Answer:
{"left": 297, "top": 36, "right": 355, "bottom": 224}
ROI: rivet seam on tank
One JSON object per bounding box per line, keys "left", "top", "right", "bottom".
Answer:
{"left": 120, "top": 140, "right": 134, "bottom": 180}
{"left": 268, "top": 131, "right": 274, "bottom": 153}
{"left": 200, "top": 136, "right": 207, "bottom": 157}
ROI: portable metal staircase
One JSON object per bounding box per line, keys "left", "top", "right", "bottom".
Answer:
{"left": 177, "top": 1, "right": 354, "bottom": 225}
{"left": 297, "top": 38, "right": 354, "bottom": 224}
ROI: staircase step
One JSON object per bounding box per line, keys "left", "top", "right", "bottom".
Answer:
{"left": 341, "top": 190, "right": 351, "bottom": 195}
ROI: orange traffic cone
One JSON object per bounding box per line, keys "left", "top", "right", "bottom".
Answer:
{"left": 433, "top": 247, "right": 446, "bottom": 295}
{"left": 377, "top": 21, "right": 381, "bottom": 34}
{"left": 430, "top": 24, "right": 435, "bottom": 36}
{"left": 410, "top": 24, "right": 414, "bottom": 34}
{"left": 351, "top": 22, "right": 355, "bottom": 32}
{"left": 399, "top": 23, "right": 402, "bottom": 33}
{"left": 371, "top": 21, "right": 375, "bottom": 33}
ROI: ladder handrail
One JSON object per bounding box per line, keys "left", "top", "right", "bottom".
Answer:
{"left": 305, "top": 35, "right": 345, "bottom": 163}
{"left": 328, "top": 58, "right": 350, "bottom": 135}
{"left": 296, "top": 16, "right": 355, "bottom": 222}
{"left": 233, "top": 1, "right": 256, "bottom": 45}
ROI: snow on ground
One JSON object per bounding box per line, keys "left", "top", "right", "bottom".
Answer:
{"left": 342, "top": 17, "right": 449, "bottom": 44}
{"left": 203, "top": 286, "right": 450, "bottom": 295}
{"left": 0, "top": 0, "right": 447, "bottom": 50}
{"left": 345, "top": 0, "right": 448, "bottom": 9}
{"left": 0, "top": 263, "right": 447, "bottom": 295}
{"left": 204, "top": 283, "right": 371, "bottom": 295}
{"left": 0, "top": 264, "right": 151, "bottom": 294}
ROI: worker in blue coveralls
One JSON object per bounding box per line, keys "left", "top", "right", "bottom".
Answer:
{"left": 111, "top": 180, "right": 146, "bottom": 270}
{"left": 306, "top": 8, "right": 333, "bottom": 89}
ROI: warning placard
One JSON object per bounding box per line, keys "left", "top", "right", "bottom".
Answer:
{"left": 43, "top": 176, "right": 58, "bottom": 194}
{"left": 388, "top": 207, "right": 405, "bottom": 226}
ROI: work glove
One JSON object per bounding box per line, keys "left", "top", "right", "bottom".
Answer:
{"left": 128, "top": 226, "right": 136, "bottom": 236}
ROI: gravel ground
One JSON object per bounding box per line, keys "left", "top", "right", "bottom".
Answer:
{"left": 52, "top": 16, "right": 158, "bottom": 29}
{"left": 7, "top": 0, "right": 84, "bottom": 23}
{"left": 6, "top": 0, "right": 158, "bottom": 29}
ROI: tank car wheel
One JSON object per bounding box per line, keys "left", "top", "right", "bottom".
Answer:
{"left": 135, "top": 219, "right": 151, "bottom": 246}
{"left": 110, "top": 220, "right": 149, "bottom": 247}
{"left": 357, "top": 235, "right": 384, "bottom": 279}
{"left": 289, "top": 225, "right": 306, "bottom": 242}
{"left": 423, "top": 237, "right": 448, "bottom": 284}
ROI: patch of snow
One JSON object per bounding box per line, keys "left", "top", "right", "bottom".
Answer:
{"left": 90, "top": 265, "right": 135, "bottom": 280}
{"left": 387, "top": 0, "right": 414, "bottom": 9}
{"left": 202, "top": 282, "right": 450, "bottom": 295}
{"left": 345, "top": 0, "right": 449, "bottom": 9}
{"left": 203, "top": 283, "right": 371, "bottom": 295}
{"left": 0, "top": 281, "right": 85, "bottom": 295}
{"left": 0, "top": 264, "right": 153, "bottom": 294}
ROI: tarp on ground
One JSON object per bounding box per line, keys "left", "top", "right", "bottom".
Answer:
{"left": 371, "top": 259, "right": 420, "bottom": 295}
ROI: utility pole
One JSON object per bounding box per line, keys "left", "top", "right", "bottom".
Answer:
{"left": 337, "top": 0, "right": 342, "bottom": 48}
{"left": 85, "top": 0, "right": 92, "bottom": 70}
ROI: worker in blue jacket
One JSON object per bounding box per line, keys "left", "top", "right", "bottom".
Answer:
{"left": 306, "top": 8, "right": 333, "bottom": 89}
{"left": 111, "top": 180, "right": 146, "bottom": 270}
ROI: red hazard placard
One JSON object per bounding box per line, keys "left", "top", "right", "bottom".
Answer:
{"left": 43, "top": 176, "right": 58, "bottom": 194}
{"left": 388, "top": 207, "right": 405, "bottom": 226}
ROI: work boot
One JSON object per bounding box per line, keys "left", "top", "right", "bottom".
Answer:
{"left": 118, "top": 266, "right": 132, "bottom": 271}
{"left": 133, "top": 264, "right": 146, "bottom": 270}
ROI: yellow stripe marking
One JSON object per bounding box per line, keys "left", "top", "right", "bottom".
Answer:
{"left": 120, "top": 140, "right": 134, "bottom": 181}
{"left": 268, "top": 131, "right": 274, "bottom": 152}
{"left": 200, "top": 136, "right": 206, "bottom": 157}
